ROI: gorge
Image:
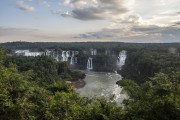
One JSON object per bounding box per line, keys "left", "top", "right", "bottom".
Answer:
{"left": 77, "top": 50, "right": 127, "bottom": 103}
{"left": 13, "top": 48, "right": 128, "bottom": 102}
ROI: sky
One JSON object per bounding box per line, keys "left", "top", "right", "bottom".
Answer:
{"left": 0, "top": 0, "right": 180, "bottom": 43}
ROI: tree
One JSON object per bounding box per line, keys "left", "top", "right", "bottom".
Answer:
{"left": 118, "top": 72, "right": 180, "bottom": 120}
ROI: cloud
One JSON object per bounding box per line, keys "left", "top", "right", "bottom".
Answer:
{"left": 61, "top": 0, "right": 134, "bottom": 20}
{"left": 16, "top": 0, "right": 51, "bottom": 12}
{"left": 61, "top": 11, "right": 71, "bottom": 17}
{"left": 75, "top": 28, "right": 153, "bottom": 40}
{"left": 174, "top": 21, "right": 180, "bottom": 25}
{"left": 16, "top": 1, "right": 35, "bottom": 12}
{"left": 132, "top": 25, "right": 165, "bottom": 33}
{"left": 10, "top": 0, "right": 180, "bottom": 43}
{"left": 64, "top": 0, "right": 180, "bottom": 42}
{"left": 71, "top": 7, "right": 105, "bottom": 20}
{"left": 74, "top": 24, "right": 180, "bottom": 43}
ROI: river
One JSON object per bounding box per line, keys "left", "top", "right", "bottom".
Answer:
{"left": 76, "top": 71, "right": 127, "bottom": 103}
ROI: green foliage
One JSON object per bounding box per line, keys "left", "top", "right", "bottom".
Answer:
{"left": 120, "top": 47, "right": 180, "bottom": 83}
{"left": 57, "top": 62, "right": 70, "bottom": 74}
{"left": 0, "top": 49, "right": 125, "bottom": 120}
{"left": 0, "top": 63, "right": 36, "bottom": 120}
{"left": 4, "top": 56, "right": 58, "bottom": 84}
{"left": 93, "top": 55, "right": 117, "bottom": 72}
{"left": 118, "top": 72, "right": 180, "bottom": 120}
{"left": 0, "top": 47, "right": 5, "bottom": 62}
{"left": 1, "top": 45, "right": 180, "bottom": 120}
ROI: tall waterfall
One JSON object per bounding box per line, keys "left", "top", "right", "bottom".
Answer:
{"left": 66, "top": 51, "right": 70, "bottom": 58}
{"left": 117, "top": 50, "right": 127, "bottom": 69}
{"left": 87, "top": 57, "right": 93, "bottom": 70}
{"left": 62, "top": 51, "right": 67, "bottom": 61}
{"left": 55, "top": 51, "right": 59, "bottom": 61}
{"left": 70, "top": 51, "right": 75, "bottom": 65}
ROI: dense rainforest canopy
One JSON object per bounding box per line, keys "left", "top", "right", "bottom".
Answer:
{"left": 0, "top": 42, "right": 180, "bottom": 120}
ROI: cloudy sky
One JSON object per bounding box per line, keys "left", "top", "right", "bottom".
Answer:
{"left": 0, "top": 0, "right": 180, "bottom": 43}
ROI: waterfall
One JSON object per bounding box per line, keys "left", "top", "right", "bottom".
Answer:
{"left": 117, "top": 50, "right": 127, "bottom": 69}
{"left": 90, "top": 49, "right": 97, "bottom": 56}
{"left": 62, "top": 51, "right": 66, "bottom": 61}
{"left": 63, "top": 51, "right": 69, "bottom": 61}
{"left": 55, "top": 51, "right": 59, "bottom": 61}
{"left": 87, "top": 57, "right": 93, "bottom": 70}
{"left": 70, "top": 51, "right": 75, "bottom": 65}
{"left": 66, "top": 51, "right": 70, "bottom": 58}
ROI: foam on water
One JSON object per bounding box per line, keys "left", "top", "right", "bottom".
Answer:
{"left": 77, "top": 71, "right": 127, "bottom": 104}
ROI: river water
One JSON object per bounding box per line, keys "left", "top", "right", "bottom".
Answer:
{"left": 76, "top": 71, "right": 127, "bottom": 103}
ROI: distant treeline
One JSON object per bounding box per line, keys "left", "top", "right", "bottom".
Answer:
{"left": 1, "top": 41, "right": 180, "bottom": 51}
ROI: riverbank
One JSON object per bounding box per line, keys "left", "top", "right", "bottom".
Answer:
{"left": 72, "top": 79, "right": 86, "bottom": 89}
{"left": 66, "top": 79, "right": 86, "bottom": 89}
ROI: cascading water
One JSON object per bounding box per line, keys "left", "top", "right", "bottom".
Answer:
{"left": 117, "top": 50, "right": 127, "bottom": 69}
{"left": 55, "top": 51, "right": 59, "bottom": 61}
{"left": 62, "top": 51, "right": 67, "bottom": 61}
{"left": 90, "top": 49, "right": 97, "bottom": 56}
{"left": 70, "top": 51, "right": 75, "bottom": 65}
{"left": 87, "top": 57, "right": 93, "bottom": 70}
{"left": 108, "top": 50, "right": 127, "bottom": 102}
{"left": 65, "top": 51, "right": 70, "bottom": 61}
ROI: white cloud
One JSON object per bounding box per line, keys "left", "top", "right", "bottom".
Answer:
{"left": 16, "top": 1, "right": 35, "bottom": 12}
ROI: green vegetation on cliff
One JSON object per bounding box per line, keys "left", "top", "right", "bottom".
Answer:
{"left": 0, "top": 44, "right": 180, "bottom": 120}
